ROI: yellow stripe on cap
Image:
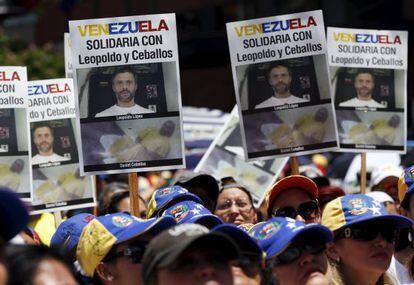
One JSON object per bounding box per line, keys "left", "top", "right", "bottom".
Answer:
{"left": 76, "top": 219, "right": 117, "bottom": 277}
{"left": 321, "top": 197, "right": 346, "bottom": 232}
{"left": 146, "top": 191, "right": 158, "bottom": 218}
{"left": 398, "top": 170, "right": 408, "bottom": 204}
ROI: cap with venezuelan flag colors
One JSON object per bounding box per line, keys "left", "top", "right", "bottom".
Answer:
{"left": 147, "top": 185, "right": 203, "bottom": 218}
{"left": 398, "top": 165, "right": 414, "bottom": 208}
{"left": 250, "top": 217, "right": 332, "bottom": 259}
{"left": 322, "top": 194, "right": 412, "bottom": 233}
{"left": 76, "top": 212, "right": 176, "bottom": 277}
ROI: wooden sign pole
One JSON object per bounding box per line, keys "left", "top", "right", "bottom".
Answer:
{"left": 290, "top": 156, "right": 299, "bottom": 175}
{"left": 53, "top": 211, "right": 63, "bottom": 227}
{"left": 360, "top": 153, "right": 367, "bottom": 194}
{"left": 128, "top": 172, "right": 140, "bottom": 217}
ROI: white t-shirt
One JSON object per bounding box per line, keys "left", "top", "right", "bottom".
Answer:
{"left": 32, "top": 153, "right": 69, "bottom": 165}
{"left": 255, "top": 95, "right": 308, "bottom": 109}
{"left": 388, "top": 256, "right": 414, "bottom": 285}
{"left": 339, "top": 97, "right": 385, "bottom": 108}
{"left": 95, "top": 104, "right": 154, "bottom": 117}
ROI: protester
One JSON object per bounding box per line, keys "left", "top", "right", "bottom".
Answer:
{"left": 146, "top": 185, "right": 203, "bottom": 218}
{"left": 6, "top": 244, "right": 78, "bottom": 285}
{"left": 322, "top": 194, "right": 412, "bottom": 285}
{"left": 97, "top": 182, "right": 129, "bottom": 215}
{"left": 174, "top": 171, "right": 219, "bottom": 212}
{"left": 141, "top": 223, "right": 240, "bottom": 285}
{"left": 106, "top": 190, "right": 148, "bottom": 218}
{"left": 266, "top": 175, "right": 320, "bottom": 223}
{"left": 214, "top": 177, "right": 257, "bottom": 225}
{"left": 162, "top": 200, "right": 222, "bottom": 229}
{"left": 250, "top": 217, "right": 333, "bottom": 285}
{"left": 212, "top": 223, "right": 264, "bottom": 285}
{"left": 394, "top": 165, "right": 414, "bottom": 284}
{"left": 370, "top": 164, "right": 402, "bottom": 207}
{"left": 76, "top": 212, "right": 176, "bottom": 285}
{"left": 318, "top": 185, "right": 346, "bottom": 213}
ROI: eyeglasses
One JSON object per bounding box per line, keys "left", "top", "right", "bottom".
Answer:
{"left": 105, "top": 243, "right": 147, "bottom": 264}
{"left": 335, "top": 224, "right": 397, "bottom": 243}
{"left": 268, "top": 242, "right": 326, "bottom": 267}
{"left": 216, "top": 198, "right": 253, "bottom": 213}
{"left": 271, "top": 200, "right": 319, "bottom": 221}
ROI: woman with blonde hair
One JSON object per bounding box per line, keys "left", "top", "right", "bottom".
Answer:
{"left": 322, "top": 194, "right": 412, "bottom": 285}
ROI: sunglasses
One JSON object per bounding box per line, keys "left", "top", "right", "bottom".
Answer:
{"left": 268, "top": 242, "right": 326, "bottom": 267}
{"left": 335, "top": 224, "right": 397, "bottom": 243}
{"left": 105, "top": 243, "right": 147, "bottom": 264}
{"left": 271, "top": 200, "right": 319, "bottom": 221}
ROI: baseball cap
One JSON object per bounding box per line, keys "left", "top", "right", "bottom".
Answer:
{"left": 141, "top": 223, "right": 240, "bottom": 284}
{"left": 147, "top": 185, "right": 203, "bottom": 218}
{"left": 398, "top": 165, "right": 414, "bottom": 208}
{"left": 50, "top": 213, "right": 95, "bottom": 254}
{"left": 250, "top": 217, "right": 332, "bottom": 259}
{"left": 366, "top": 191, "right": 394, "bottom": 204}
{"left": 174, "top": 171, "right": 219, "bottom": 206}
{"left": 266, "top": 175, "right": 318, "bottom": 215}
{"left": 162, "top": 201, "right": 222, "bottom": 229}
{"left": 299, "top": 165, "right": 330, "bottom": 188}
{"left": 212, "top": 223, "right": 262, "bottom": 258}
{"left": 0, "top": 188, "right": 29, "bottom": 242}
{"left": 322, "top": 194, "right": 412, "bottom": 233}
{"left": 370, "top": 164, "right": 402, "bottom": 187}
{"left": 77, "top": 212, "right": 176, "bottom": 277}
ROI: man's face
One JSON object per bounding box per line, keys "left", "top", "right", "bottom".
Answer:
{"left": 33, "top": 127, "right": 54, "bottom": 154}
{"left": 157, "top": 245, "right": 234, "bottom": 285}
{"left": 354, "top": 73, "right": 375, "bottom": 99}
{"left": 112, "top": 72, "right": 138, "bottom": 104}
{"left": 268, "top": 66, "right": 292, "bottom": 95}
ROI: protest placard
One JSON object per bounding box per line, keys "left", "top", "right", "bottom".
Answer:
{"left": 28, "top": 79, "right": 95, "bottom": 214}
{"left": 328, "top": 27, "right": 407, "bottom": 152}
{"left": 226, "top": 10, "right": 338, "bottom": 161}
{"left": 0, "top": 67, "right": 30, "bottom": 199}
{"left": 69, "top": 14, "right": 185, "bottom": 175}
{"left": 64, "top": 33, "right": 73, "bottom": 78}
{"left": 196, "top": 107, "right": 288, "bottom": 206}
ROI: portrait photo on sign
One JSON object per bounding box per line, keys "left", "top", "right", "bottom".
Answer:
{"left": 236, "top": 55, "right": 331, "bottom": 110}
{"left": 32, "top": 164, "right": 93, "bottom": 205}
{"left": 30, "top": 119, "right": 78, "bottom": 166}
{"left": 242, "top": 104, "right": 336, "bottom": 153}
{"left": 0, "top": 108, "right": 28, "bottom": 154}
{"left": 336, "top": 110, "right": 404, "bottom": 147}
{"left": 331, "top": 67, "right": 404, "bottom": 109}
{"left": 80, "top": 116, "right": 182, "bottom": 166}
{"left": 76, "top": 62, "right": 180, "bottom": 118}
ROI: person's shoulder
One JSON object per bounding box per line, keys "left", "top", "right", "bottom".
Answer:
{"left": 95, "top": 105, "right": 116, "bottom": 117}
{"left": 255, "top": 97, "right": 274, "bottom": 109}
{"left": 339, "top": 98, "right": 357, "bottom": 107}
{"left": 133, "top": 104, "right": 154, "bottom": 114}
{"left": 290, "top": 95, "right": 308, "bottom": 103}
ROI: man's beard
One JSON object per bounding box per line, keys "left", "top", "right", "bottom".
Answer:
{"left": 358, "top": 87, "right": 371, "bottom": 98}
{"left": 274, "top": 83, "right": 289, "bottom": 94}
{"left": 116, "top": 91, "right": 135, "bottom": 103}
{"left": 37, "top": 142, "right": 52, "bottom": 153}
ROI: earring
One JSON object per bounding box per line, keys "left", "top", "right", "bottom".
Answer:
{"left": 408, "top": 231, "right": 412, "bottom": 243}
{"left": 336, "top": 257, "right": 341, "bottom": 264}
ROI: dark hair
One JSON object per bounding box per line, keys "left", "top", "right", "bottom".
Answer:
{"left": 354, "top": 68, "right": 375, "bottom": 84}
{"left": 112, "top": 67, "right": 138, "bottom": 85}
{"left": 32, "top": 122, "right": 53, "bottom": 135}
{"left": 219, "top": 177, "right": 255, "bottom": 207}
{"left": 97, "top": 182, "right": 129, "bottom": 215}
{"left": 267, "top": 62, "right": 291, "bottom": 78}
{"left": 5, "top": 244, "right": 78, "bottom": 285}
{"left": 106, "top": 190, "right": 130, "bottom": 214}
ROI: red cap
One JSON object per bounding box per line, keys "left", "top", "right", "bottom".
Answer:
{"left": 266, "top": 175, "right": 318, "bottom": 214}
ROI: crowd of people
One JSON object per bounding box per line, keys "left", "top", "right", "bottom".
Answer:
{"left": 1, "top": 157, "right": 414, "bottom": 285}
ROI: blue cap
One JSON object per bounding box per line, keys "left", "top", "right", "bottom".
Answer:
{"left": 322, "top": 194, "right": 413, "bottom": 232}
{"left": 77, "top": 212, "right": 177, "bottom": 277}
{"left": 147, "top": 185, "right": 203, "bottom": 218}
{"left": 51, "top": 213, "right": 96, "bottom": 253}
{"left": 0, "top": 188, "right": 29, "bottom": 241}
{"left": 250, "top": 217, "right": 333, "bottom": 259}
{"left": 212, "top": 223, "right": 262, "bottom": 257}
{"left": 163, "top": 201, "right": 222, "bottom": 229}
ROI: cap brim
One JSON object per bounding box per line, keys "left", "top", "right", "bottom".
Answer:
{"left": 158, "top": 232, "right": 240, "bottom": 269}
{"left": 116, "top": 216, "right": 176, "bottom": 244}
{"left": 189, "top": 215, "right": 223, "bottom": 229}
{"left": 266, "top": 224, "right": 333, "bottom": 259}
{"left": 268, "top": 176, "right": 318, "bottom": 212}
{"left": 339, "top": 214, "right": 413, "bottom": 231}
{"left": 212, "top": 224, "right": 262, "bottom": 257}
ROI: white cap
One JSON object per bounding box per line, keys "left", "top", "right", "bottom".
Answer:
{"left": 366, "top": 191, "right": 394, "bottom": 204}
{"left": 370, "top": 164, "right": 403, "bottom": 187}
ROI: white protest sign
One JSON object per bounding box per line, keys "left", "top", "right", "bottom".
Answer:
{"left": 328, "top": 27, "right": 407, "bottom": 152}
{"left": 69, "top": 14, "right": 185, "bottom": 175}
{"left": 0, "top": 67, "right": 30, "bottom": 199}
{"left": 28, "top": 78, "right": 95, "bottom": 214}
{"left": 227, "top": 10, "right": 339, "bottom": 161}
